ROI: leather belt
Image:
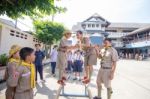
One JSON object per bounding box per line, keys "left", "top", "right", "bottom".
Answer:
{"left": 16, "top": 89, "right": 32, "bottom": 93}
{"left": 101, "top": 66, "right": 112, "bottom": 69}
{"left": 58, "top": 49, "right": 66, "bottom": 53}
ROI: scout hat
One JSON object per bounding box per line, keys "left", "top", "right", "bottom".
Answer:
{"left": 9, "top": 45, "right": 21, "bottom": 58}
{"left": 63, "top": 30, "right": 72, "bottom": 36}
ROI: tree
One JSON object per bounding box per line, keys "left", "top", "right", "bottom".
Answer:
{"left": 33, "top": 20, "right": 66, "bottom": 57}
{"left": 0, "top": 0, "right": 66, "bottom": 19}
{"left": 34, "top": 20, "right": 65, "bottom": 44}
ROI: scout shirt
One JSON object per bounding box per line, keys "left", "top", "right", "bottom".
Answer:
{"left": 80, "top": 37, "right": 97, "bottom": 56}
{"left": 57, "top": 38, "right": 70, "bottom": 69}
{"left": 100, "top": 47, "right": 119, "bottom": 68}
{"left": 12, "top": 64, "right": 33, "bottom": 93}
{"left": 6, "top": 59, "right": 20, "bottom": 87}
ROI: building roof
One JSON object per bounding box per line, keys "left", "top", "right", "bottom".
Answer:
{"left": 0, "top": 18, "right": 20, "bottom": 29}
{"left": 108, "top": 32, "right": 129, "bottom": 38}
{"left": 82, "top": 13, "right": 110, "bottom": 27}
{"left": 125, "top": 26, "right": 150, "bottom": 36}
{"left": 108, "top": 23, "right": 150, "bottom": 29}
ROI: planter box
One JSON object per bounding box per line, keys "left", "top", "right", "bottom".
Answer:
{"left": 0, "top": 66, "right": 6, "bottom": 83}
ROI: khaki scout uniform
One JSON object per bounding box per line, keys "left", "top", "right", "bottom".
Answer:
{"left": 81, "top": 37, "right": 97, "bottom": 66}
{"left": 97, "top": 47, "right": 118, "bottom": 88}
{"left": 57, "top": 38, "right": 69, "bottom": 78}
{"left": 5, "top": 62, "right": 18, "bottom": 99}
{"left": 12, "top": 65, "right": 33, "bottom": 99}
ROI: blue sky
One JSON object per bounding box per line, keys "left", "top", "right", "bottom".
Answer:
{"left": 54, "top": 0, "right": 150, "bottom": 28}
{"left": 1, "top": 0, "right": 150, "bottom": 30}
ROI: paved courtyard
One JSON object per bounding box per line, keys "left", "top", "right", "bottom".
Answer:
{"left": 0, "top": 60, "right": 150, "bottom": 99}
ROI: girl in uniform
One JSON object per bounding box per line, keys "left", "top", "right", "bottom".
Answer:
{"left": 5, "top": 45, "right": 21, "bottom": 99}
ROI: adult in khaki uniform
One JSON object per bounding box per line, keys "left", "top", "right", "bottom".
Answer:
{"left": 5, "top": 45, "right": 21, "bottom": 99}
{"left": 12, "top": 47, "right": 36, "bottom": 99}
{"left": 94, "top": 38, "right": 118, "bottom": 99}
{"left": 57, "top": 30, "right": 77, "bottom": 85}
{"left": 76, "top": 31, "right": 97, "bottom": 84}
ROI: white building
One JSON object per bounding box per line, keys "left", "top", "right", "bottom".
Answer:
{"left": 72, "top": 13, "right": 150, "bottom": 49}
{"left": 0, "top": 18, "right": 42, "bottom": 55}
{"left": 72, "top": 13, "right": 109, "bottom": 35}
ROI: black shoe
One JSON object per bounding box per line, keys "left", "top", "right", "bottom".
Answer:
{"left": 93, "top": 96, "right": 102, "bottom": 99}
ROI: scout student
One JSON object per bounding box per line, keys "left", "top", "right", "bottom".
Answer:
{"left": 67, "top": 50, "right": 73, "bottom": 73}
{"left": 35, "top": 44, "right": 45, "bottom": 82}
{"left": 57, "top": 30, "right": 78, "bottom": 85}
{"left": 5, "top": 45, "right": 21, "bottom": 99}
{"left": 94, "top": 38, "right": 119, "bottom": 99}
{"left": 73, "top": 50, "right": 83, "bottom": 81}
{"left": 13, "top": 47, "right": 36, "bottom": 99}
{"left": 76, "top": 30, "right": 97, "bottom": 84}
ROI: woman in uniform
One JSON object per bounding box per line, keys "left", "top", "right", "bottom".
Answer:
{"left": 76, "top": 31, "right": 98, "bottom": 84}
{"left": 57, "top": 30, "right": 78, "bottom": 85}
{"left": 12, "top": 47, "right": 36, "bottom": 99}
{"left": 5, "top": 45, "right": 21, "bottom": 99}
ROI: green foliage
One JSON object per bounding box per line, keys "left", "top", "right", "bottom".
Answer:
{"left": 34, "top": 20, "right": 66, "bottom": 45}
{"left": 0, "top": 54, "right": 8, "bottom": 66}
{"left": 0, "top": 0, "right": 66, "bottom": 19}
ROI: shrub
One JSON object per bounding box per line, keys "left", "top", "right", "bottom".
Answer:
{"left": 0, "top": 54, "right": 8, "bottom": 66}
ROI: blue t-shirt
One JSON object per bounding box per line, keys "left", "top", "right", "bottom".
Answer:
{"left": 35, "top": 50, "right": 45, "bottom": 66}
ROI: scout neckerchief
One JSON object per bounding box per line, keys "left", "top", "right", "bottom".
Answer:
{"left": 9, "top": 58, "right": 20, "bottom": 63}
{"left": 101, "top": 46, "right": 112, "bottom": 61}
{"left": 81, "top": 37, "right": 91, "bottom": 51}
{"left": 21, "top": 61, "right": 36, "bottom": 88}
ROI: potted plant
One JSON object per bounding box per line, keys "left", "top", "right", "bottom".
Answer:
{"left": 0, "top": 54, "right": 8, "bottom": 83}
{"left": 0, "top": 54, "right": 8, "bottom": 67}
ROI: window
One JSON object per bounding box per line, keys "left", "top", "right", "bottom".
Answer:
{"left": 81, "top": 24, "right": 86, "bottom": 29}
{"left": 123, "top": 30, "right": 133, "bottom": 32}
{"left": 92, "top": 24, "right": 95, "bottom": 27}
{"left": 105, "top": 30, "right": 117, "bottom": 32}
{"left": 9, "top": 30, "right": 28, "bottom": 40}
{"left": 96, "top": 24, "right": 99, "bottom": 27}
{"left": 10, "top": 33, "right": 14, "bottom": 36}
{"left": 10, "top": 30, "right": 15, "bottom": 33}
{"left": 88, "top": 24, "right": 91, "bottom": 27}
{"left": 16, "top": 32, "right": 20, "bottom": 34}
{"left": 10, "top": 30, "right": 15, "bottom": 36}
{"left": 16, "top": 35, "right": 19, "bottom": 37}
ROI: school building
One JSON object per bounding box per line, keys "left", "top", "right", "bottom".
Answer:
{"left": 72, "top": 13, "right": 150, "bottom": 58}
{"left": 0, "top": 18, "right": 43, "bottom": 55}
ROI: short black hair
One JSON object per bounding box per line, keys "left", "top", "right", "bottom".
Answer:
{"left": 77, "top": 30, "right": 83, "bottom": 35}
{"left": 35, "top": 44, "right": 41, "bottom": 47}
{"left": 53, "top": 45, "right": 58, "bottom": 49}
{"left": 19, "top": 47, "right": 34, "bottom": 61}
{"left": 104, "top": 38, "right": 112, "bottom": 42}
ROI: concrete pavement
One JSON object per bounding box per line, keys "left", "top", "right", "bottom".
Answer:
{"left": 1, "top": 60, "right": 150, "bottom": 99}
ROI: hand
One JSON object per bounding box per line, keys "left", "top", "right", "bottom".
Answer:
{"left": 75, "top": 44, "right": 80, "bottom": 48}
{"left": 13, "top": 72, "right": 19, "bottom": 79}
{"left": 109, "top": 72, "right": 114, "bottom": 80}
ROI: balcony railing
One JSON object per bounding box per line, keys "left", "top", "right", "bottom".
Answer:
{"left": 125, "top": 36, "right": 150, "bottom": 44}
{"left": 112, "top": 41, "right": 124, "bottom": 47}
